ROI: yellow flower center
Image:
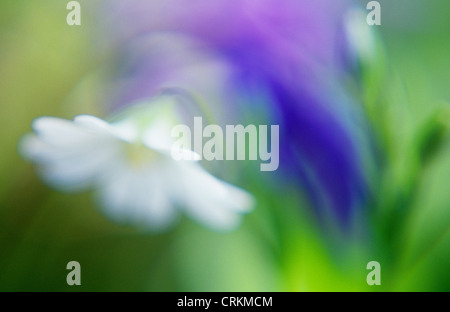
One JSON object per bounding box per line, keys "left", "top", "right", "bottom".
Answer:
{"left": 125, "top": 142, "right": 158, "bottom": 167}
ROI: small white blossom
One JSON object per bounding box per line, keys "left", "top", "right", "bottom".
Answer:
{"left": 20, "top": 107, "right": 254, "bottom": 231}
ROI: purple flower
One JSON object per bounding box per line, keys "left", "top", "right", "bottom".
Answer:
{"left": 97, "top": 0, "right": 372, "bottom": 226}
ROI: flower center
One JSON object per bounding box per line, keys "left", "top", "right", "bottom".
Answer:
{"left": 125, "top": 142, "right": 158, "bottom": 167}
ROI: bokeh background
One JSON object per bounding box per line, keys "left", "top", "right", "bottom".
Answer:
{"left": 0, "top": 0, "right": 449, "bottom": 291}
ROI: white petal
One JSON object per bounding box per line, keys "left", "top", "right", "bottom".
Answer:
{"left": 32, "top": 116, "right": 100, "bottom": 147}
{"left": 39, "top": 139, "right": 121, "bottom": 191}
{"left": 73, "top": 115, "right": 114, "bottom": 133}
{"left": 97, "top": 164, "right": 135, "bottom": 220}
{"left": 20, "top": 134, "right": 58, "bottom": 163}
{"left": 131, "top": 165, "right": 178, "bottom": 229}
{"left": 142, "top": 119, "right": 176, "bottom": 151}
{"left": 172, "top": 162, "right": 254, "bottom": 231}
{"left": 22, "top": 117, "right": 124, "bottom": 191}
{"left": 110, "top": 119, "right": 140, "bottom": 143}
{"left": 170, "top": 147, "right": 201, "bottom": 161}
{"left": 99, "top": 163, "right": 177, "bottom": 230}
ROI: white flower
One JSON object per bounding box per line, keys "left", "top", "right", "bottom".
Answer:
{"left": 20, "top": 109, "right": 254, "bottom": 231}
